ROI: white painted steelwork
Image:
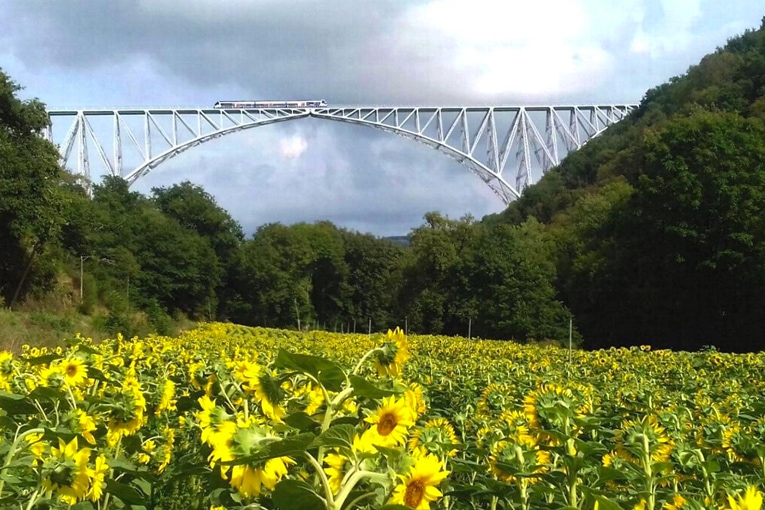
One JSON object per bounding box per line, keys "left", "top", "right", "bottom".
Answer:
{"left": 46, "top": 104, "right": 636, "bottom": 203}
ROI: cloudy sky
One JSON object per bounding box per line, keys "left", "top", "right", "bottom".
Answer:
{"left": 1, "top": 1, "right": 763, "bottom": 236}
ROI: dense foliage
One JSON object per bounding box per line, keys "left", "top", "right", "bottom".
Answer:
{"left": 2, "top": 324, "right": 765, "bottom": 509}
{"left": 491, "top": 18, "right": 765, "bottom": 351}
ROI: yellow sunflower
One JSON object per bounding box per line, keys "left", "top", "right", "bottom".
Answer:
{"left": 26, "top": 432, "right": 48, "bottom": 462}
{"left": 405, "top": 382, "right": 427, "bottom": 418}
{"left": 488, "top": 435, "right": 550, "bottom": 484}
{"left": 229, "top": 457, "right": 295, "bottom": 498}
{"left": 664, "top": 494, "right": 687, "bottom": 510}
{"left": 616, "top": 414, "right": 674, "bottom": 465}
{"left": 155, "top": 379, "right": 176, "bottom": 415}
{"left": 88, "top": 455, "right": 109, "bottom": 502}
{"left": 728, "top": 486, "right": 763, "bottom": 510}
{"left": 374, "top": 327, "right": 409, "bottom": 377}
{"left": 324, "top": 434, "right": 375, "bottom": 494}
{"left": 408, "top": 417, "right": 459, "bottom": 457}
{"left": 42, "top": 437, "right": 92, "bottom": 505}
{"left": 389, "top": 448, "right": 450, "bottom": 510}
{"left": 241, "top": 368, "right": 286, "bottom": 423}
{"left": 363, "top": 395, "right": 416, "bottom": 447}
{"left": 478, "top": 383, "right": 511, "bottom": 415}
{"left": 61, "top": 357, "right": 88, "bottom": 387}
{"left": 74, "top": 409, "right": 97, "bottom": 445}
{"left": 324, "top": 452, "right": 350, "bottom": 495}
{"left": 106, "top": 376, "right": 147, "bottom": 446}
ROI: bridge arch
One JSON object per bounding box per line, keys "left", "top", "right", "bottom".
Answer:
{"left": 46, "top": 104, "right": 636, "bottom": 204}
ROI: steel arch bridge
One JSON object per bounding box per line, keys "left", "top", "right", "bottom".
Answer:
{"left": 46, "top": 104, "right": 637, "bottom": 204}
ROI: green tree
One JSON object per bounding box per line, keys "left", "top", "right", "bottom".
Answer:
{"left": 0, "top": 69, "right": 68, "bottom": 305}
{"left": 234, "top": 223, "right": 316, "bottom": 328}
{"left": 341, "top": 230, "right": 405, "bottom": 331}
{"left": 398, "top": 212, "right": 479, "bottom": 334}
{"left": 456, "top": 219, "right": 575, "bottom": 342}
{"left": 568, "top": 111, "right": 765, "bottom": 350}
{"left": 152, "top": 181, "right": 244, "bottom": 318}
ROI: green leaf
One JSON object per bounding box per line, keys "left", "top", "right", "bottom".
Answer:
{"left": 22, "top": 353, "right": 60, "bottom": 365}
{"left": 349, "top": 375, "right": 396, "bottom": 398}
{"left": 0, "top": 392, "right": 38, "bottom": 416}
{"left": 596, "top": 466, "right": 628, "bottom": 484}
{"left": 274, "top": 349, "right": 345, "bottom": 392}
{"left": 28, "top": 386, "right": 67, "bottom": 403}
{"left": 272, "top": 479, "right": 325, "bottom": 510}
{"left": 594, "top": 494, "right": 625, "bottom": 510}
{"left": 106, "top": 479, "right": 146, "bottom": 505}
{"left": 70, "top": 501, "right": 96, "bottom": 510}
{"left": 86, "top": 366, "right": 109, "bottom": 382}
{"left": 220, "top": 433, "right": 316, "bottom": 466}
{"left": 313, "top": 424, "right": 357, "bottom": 450}
{"left": 284, "top": 412, "right": 321, "bottom": 432}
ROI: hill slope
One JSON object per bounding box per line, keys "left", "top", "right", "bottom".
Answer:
{"left": 489, "top": 18, "right": 765, "bottom": 351}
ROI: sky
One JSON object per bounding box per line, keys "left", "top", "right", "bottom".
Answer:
{"left": 1, "top": 1, "right": 763, "bottom": 237}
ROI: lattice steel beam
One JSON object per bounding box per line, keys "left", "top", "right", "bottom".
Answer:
{"left": 47, "top": 104, "right": 636, "bottom": 204}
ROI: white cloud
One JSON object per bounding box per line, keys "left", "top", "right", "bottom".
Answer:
{"left": 279, "top": 134, "right": 309, "bottom": 160}
{"left": 396, "top": 0, "right": 617, "bottom": 99}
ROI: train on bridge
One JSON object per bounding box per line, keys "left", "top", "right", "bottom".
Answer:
{"left": 213, "top": 99, "right": 328, "bottom": 108}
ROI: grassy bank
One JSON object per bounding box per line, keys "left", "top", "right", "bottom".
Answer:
{"left": 0, "top": 306, "right": 196, "bottom": 352}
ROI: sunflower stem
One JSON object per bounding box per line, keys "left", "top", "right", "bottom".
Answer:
{"left": 317, "top": 385, "right": 352, "bottom": 467}
{"left": 333, "top": 470, "right": 388, "bottom": 510}
{"left": 24, "top": 487, "right": 40, "bottom": 510}
{"left": 351, "top": 348, "right": 383, "bottom": 376}
{"left": 304, "top": 451, "right": 334, "bottom": 509}
{"left": 345, "top": 492, "right": 375, "bottom": 509}
{"left": 0, "top": 427, "right": 44, "bottom": 499}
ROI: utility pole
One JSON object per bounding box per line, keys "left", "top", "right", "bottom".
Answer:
{"left": 79, "top": 255, "right": 91, "bottom": 301}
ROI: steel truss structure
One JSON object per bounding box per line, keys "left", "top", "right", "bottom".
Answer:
{"left": 46, "top": 104, "right": 637, "bottom": 203}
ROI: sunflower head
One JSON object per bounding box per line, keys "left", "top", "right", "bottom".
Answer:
{"left": 374, "top": 327, "right": 410, "bottom": 377}
{"left": 408, "top": 418, "right": 459, "bottom": 457}
{"left": 363, "top": 395, "right": 416, "bottom": 448}
{"left": 728, "top": 486, "right": 763, "bottom": 510}
{"left": 42, "top": 438, "right": 92, "bottom": 505}
{"left": 0, "top": 351, "right": 13, "bottom": 375}
{"left": 61, "top": 357, "right": 88, "bottom": 387}
{"left": 618, "top": 414, "right": 673, "bottom": 464}
{"left": 389, "top": 448, "right": 450, "bottom": 510}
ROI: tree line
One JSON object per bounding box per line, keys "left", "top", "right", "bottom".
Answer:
{"left": 3, "top": 18, "right": 765, "bottom": 351}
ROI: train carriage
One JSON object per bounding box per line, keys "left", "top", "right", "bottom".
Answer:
{"left": 214, "top": 100, "right": 327, "bottom": 109}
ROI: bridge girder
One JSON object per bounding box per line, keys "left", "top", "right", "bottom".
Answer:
{"left": 46, "top": 104, "right": 636, "bottom": 204}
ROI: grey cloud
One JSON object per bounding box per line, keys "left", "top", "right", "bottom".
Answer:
{"left": 4, "top": 0, "right": 430, "bottom": 103}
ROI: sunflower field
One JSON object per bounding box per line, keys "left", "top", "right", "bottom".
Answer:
{"left": 0, "top": 323, "right": 764, "bottom": 510}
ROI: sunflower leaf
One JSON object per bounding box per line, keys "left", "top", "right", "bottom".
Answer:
{"left": 284, "top": 411, "right": 321, "bottom": 432}
{"left": 272, "top": 479, "right": 325, "bottom": 510}
{"left": 593, "top": 495, "right": 625, "bottom": 510}
{"left": 274, "top": 349, "right": 345, "bottom": 392}
{"left": 349, "top": 375, "right": 396, "bottom": 398}
{"left": 106, "top": 479, "right": 146, "bottom": 505}
{"left": 0, "top": 392, "right": 37, "bottom": 416}
{"left": 219, "top": 433, "right": 316, "bottom": 466}
{"left": 313, "top": 424, "right": 357, "bottom": 450}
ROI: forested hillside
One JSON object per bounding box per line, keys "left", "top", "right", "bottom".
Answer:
{"left": 492, "top": 17, "right": 765, "bottom": 351}
{"left": 2, "top": 18, "right": 765, "bottom": 351}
